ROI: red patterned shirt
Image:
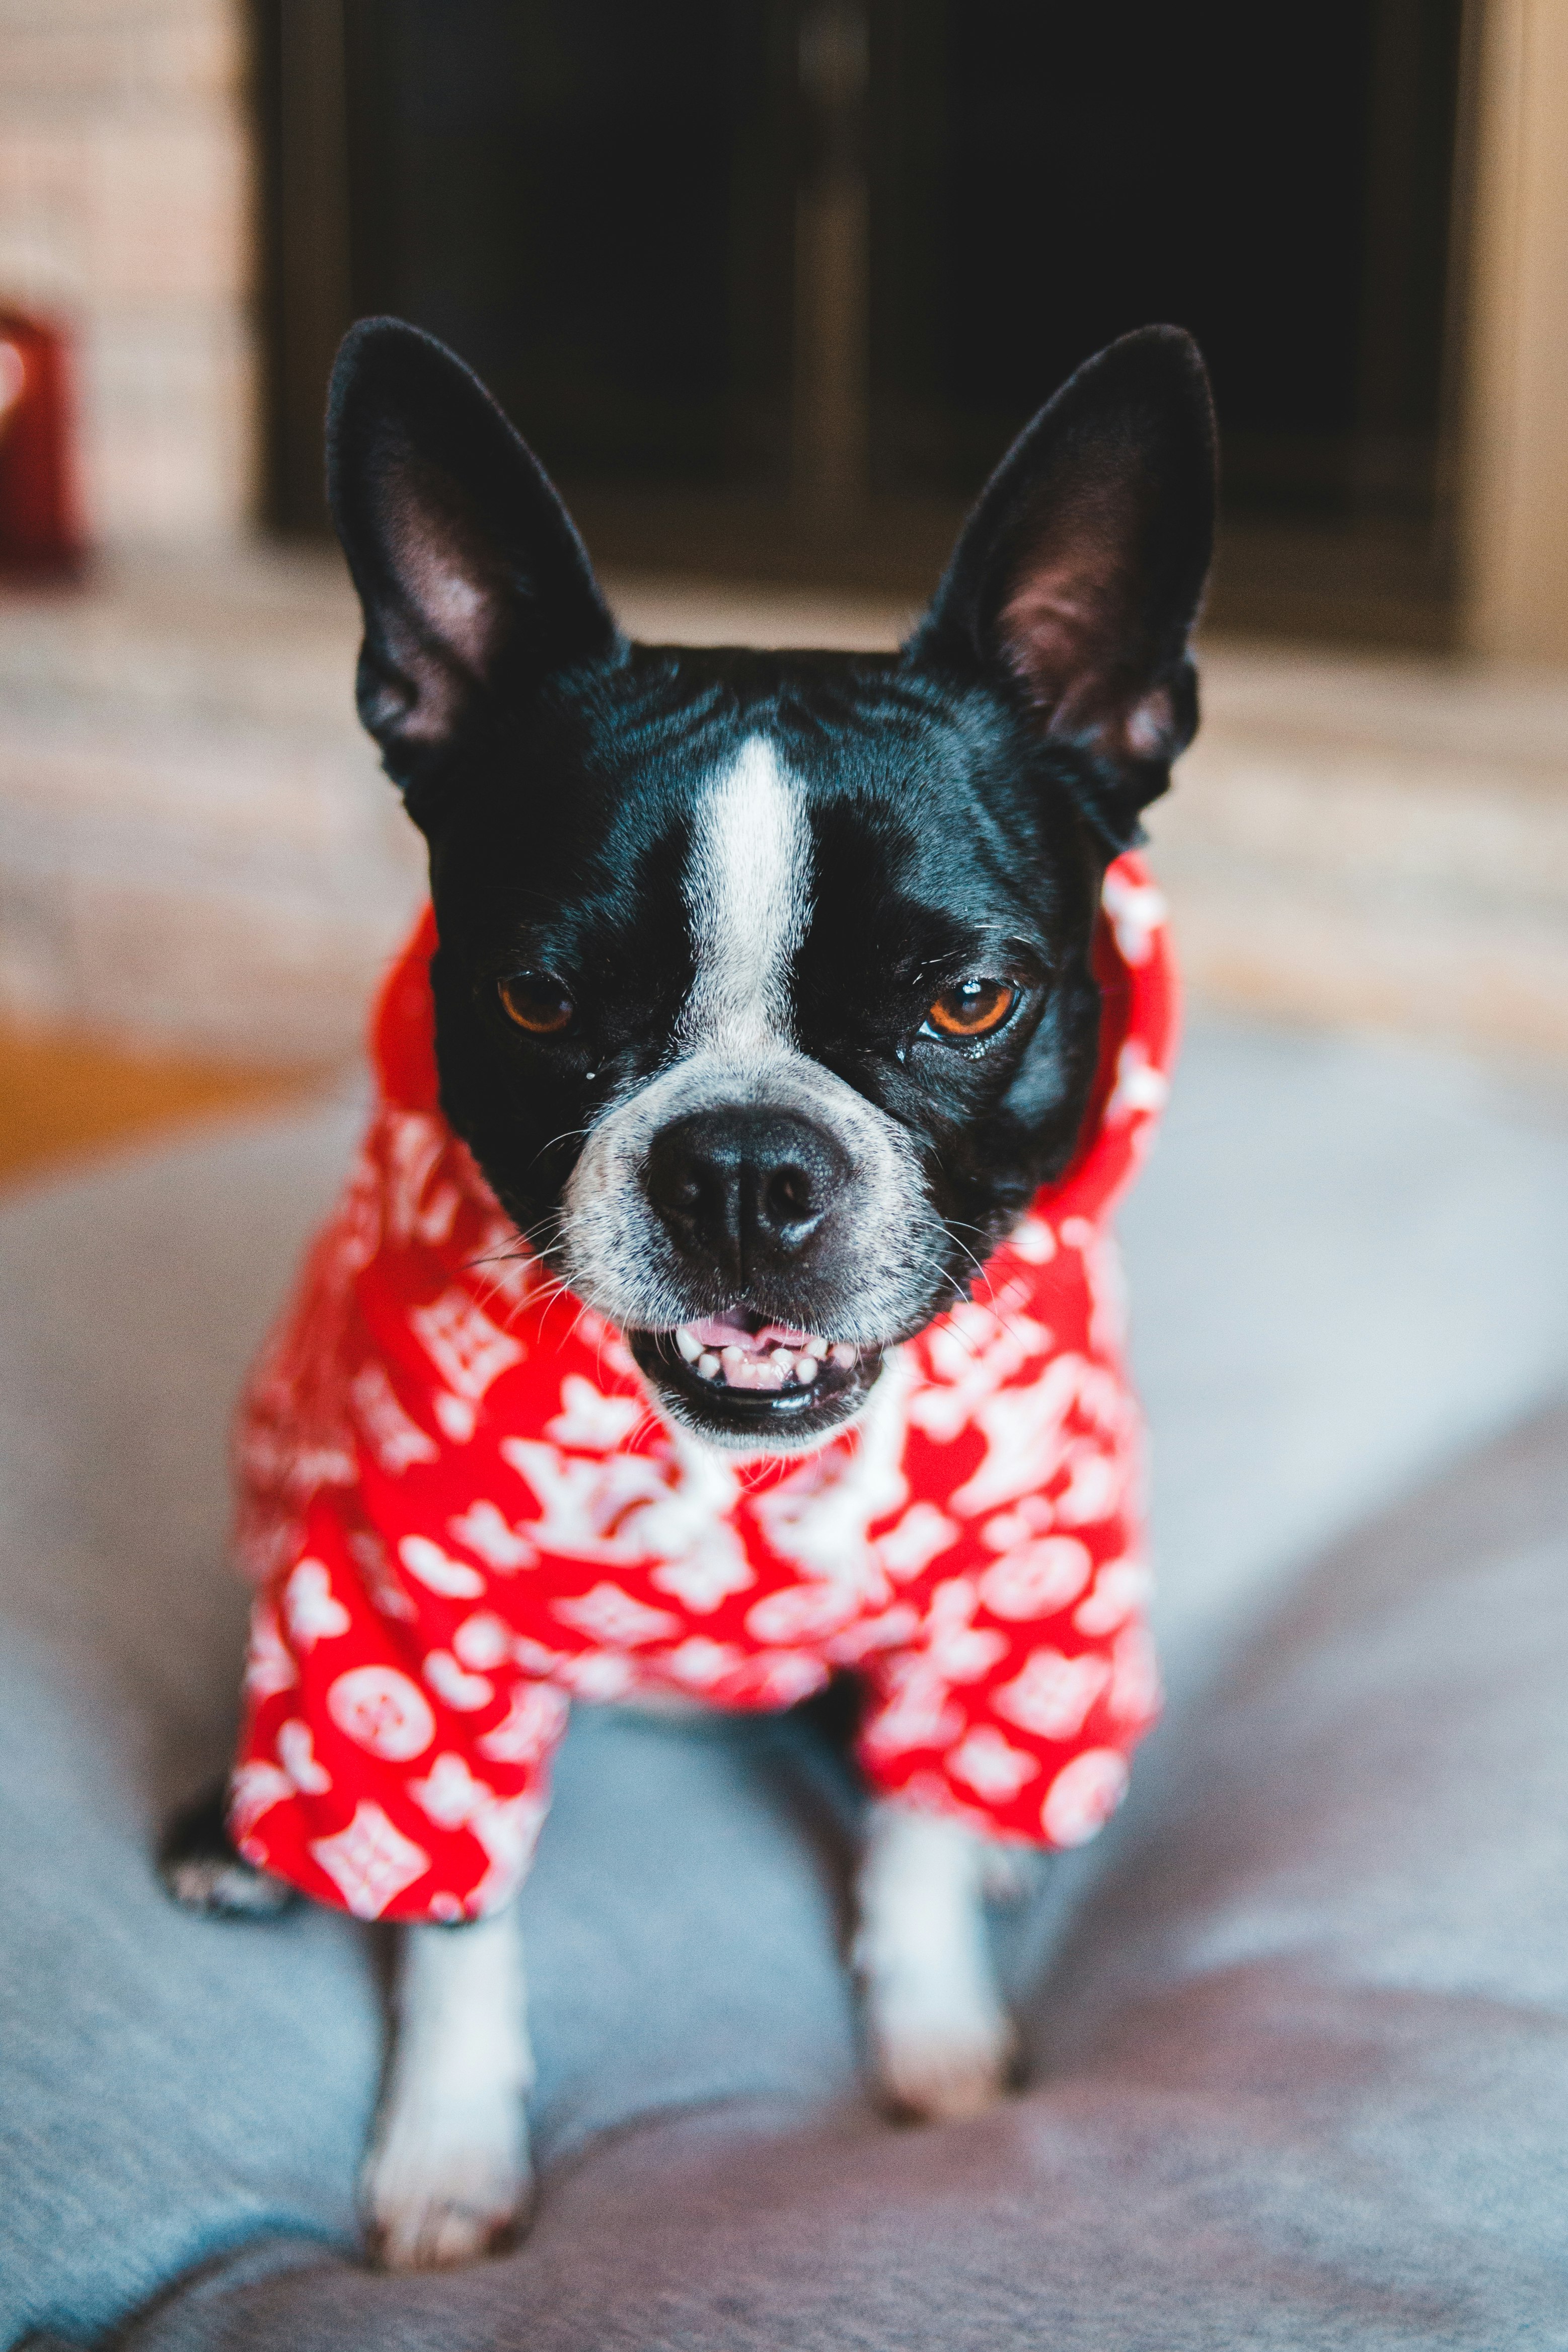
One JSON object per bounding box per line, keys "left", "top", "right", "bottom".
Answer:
{"left": 229, "top": 854, "right": 1177, "bottom": 1923}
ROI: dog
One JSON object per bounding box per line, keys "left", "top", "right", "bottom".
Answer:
{"left": 162, "top": 315, "right": 1215, "bottom": 2269}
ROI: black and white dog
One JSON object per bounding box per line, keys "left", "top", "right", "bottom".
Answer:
{"left": 166, "top": 316, "right": 1214, "bottom": 2266}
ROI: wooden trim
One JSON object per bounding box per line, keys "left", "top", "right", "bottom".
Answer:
{"left": 251, "top": 0, "right": 354, "bottom": 534}
{"left": 1457, "top": 0, "right": 1568, "bottom": 658}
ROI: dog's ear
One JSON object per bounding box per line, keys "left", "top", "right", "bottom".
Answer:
{"left": 327, "top": 317, "right": 621, "bottom": 798}
{"left": 910, "top": 325, "right": 1216, "bottom": 848}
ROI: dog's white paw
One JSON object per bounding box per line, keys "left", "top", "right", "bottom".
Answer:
{"left": 162, "top": 1852, "right": 297, "bottom": 1919}
{"left": 864, "top": 1974, "right": 1017, "bottom": 2121}
{"left": 855, "top": 1803, "right": 1019, "bottom": 2122}
{"left": 361, "top": 2097, "right": 534, "bottom": 2270}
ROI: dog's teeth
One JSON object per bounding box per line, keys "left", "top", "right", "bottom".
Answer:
{"left": 669, "top": 1319, "right": 857, "bottom": 1397}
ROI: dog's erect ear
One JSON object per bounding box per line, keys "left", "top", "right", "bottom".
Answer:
{"left": 327, "top": 317, "right": 621, "bottom": 794}
{"left": 910, "top": 325, "right": 1216, "bottom": 848}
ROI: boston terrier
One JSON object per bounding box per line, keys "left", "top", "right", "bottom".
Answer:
{"left": 163, "top": 315, "right": 1215, "bottom": 2268}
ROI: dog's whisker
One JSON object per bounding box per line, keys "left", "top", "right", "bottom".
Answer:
{"left": 527, "top": 1126, "right": 593, "bottom": 1170}
{"left": 623, "top": 1404, "right": 663, "bottom": 1454}
{"left": 934, "top": 1222, "right": 1040, "bottom": 1355}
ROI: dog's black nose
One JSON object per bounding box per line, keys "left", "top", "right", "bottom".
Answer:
{"left": 644, "top": 1108, "right": 851, "bottom": 1280}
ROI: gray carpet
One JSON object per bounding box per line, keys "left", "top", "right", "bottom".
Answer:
{"left": 3, "top": 1014, "right": 1567, "bottom": 2349}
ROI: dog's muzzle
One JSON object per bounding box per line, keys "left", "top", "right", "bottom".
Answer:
{"left": 627, "top": 1101, "right": 884, "bottom": 1444}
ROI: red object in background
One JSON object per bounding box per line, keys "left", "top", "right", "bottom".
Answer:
{"left": 0, "top": 311, "right": 84, "bottom": 576}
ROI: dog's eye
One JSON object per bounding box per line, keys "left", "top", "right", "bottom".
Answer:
{"left": 925, "top": 980, "right": 1016, "bottom": 1040}
{"left": 498, "top": 972, "right": 575, "bottom": 1036}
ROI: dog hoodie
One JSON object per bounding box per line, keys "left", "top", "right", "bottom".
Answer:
{"left": 229, "top": 853, "right": 1176, "bottom": 1923}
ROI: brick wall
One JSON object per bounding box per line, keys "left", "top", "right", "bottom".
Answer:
{"left": 0, "top": 0, "right": 255, "bottom": 545}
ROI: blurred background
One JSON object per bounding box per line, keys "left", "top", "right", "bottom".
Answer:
{"left": 2, "top": 0, "right": 1567, "bottom": 1175}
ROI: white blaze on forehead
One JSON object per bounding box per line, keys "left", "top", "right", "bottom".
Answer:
{"left": 560, "top": 725, "right": 943, "bottom": 1364}
{"left": 683, "top": 735, "right": 809, "bottom": 1051}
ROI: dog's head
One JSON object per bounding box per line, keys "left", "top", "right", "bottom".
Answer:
{"left": 328, "top": 320, "right": 1214, "bottom": 1453}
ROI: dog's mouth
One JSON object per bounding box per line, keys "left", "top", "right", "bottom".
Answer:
{"left": 627, "top": 1310, "right": 885, "bottom": 1445}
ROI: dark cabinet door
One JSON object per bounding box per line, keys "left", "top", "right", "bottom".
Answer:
{"left": 257, "top": 0, "right": 798, "bottom": 528}
{"left": 872, "top": 0, "right": 1463, "bottom": 522}
{"left": 255, "top": 0, "right": 1464, "bottom": 633}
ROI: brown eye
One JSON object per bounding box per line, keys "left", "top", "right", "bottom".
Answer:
{"left": 926, "top": 979, "right": 1016, "bottom": 1039}
{"left": 498, "top": 971, "right": 575, "bottom": 1035}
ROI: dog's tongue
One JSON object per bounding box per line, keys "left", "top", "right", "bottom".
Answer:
{"left": 688, "top": 1315, "right": 811, "bottom": 1352}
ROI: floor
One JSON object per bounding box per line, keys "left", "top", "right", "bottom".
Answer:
{"left": 0, "top": 1020, "right": 322, "bottom": 1186}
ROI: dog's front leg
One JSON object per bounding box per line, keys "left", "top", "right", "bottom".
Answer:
{"left": 854, "top": 1800, "right": 1017, "bottom": 2122}
{"left": 362, "top": 1904, "right": 534, "bottom": 2269}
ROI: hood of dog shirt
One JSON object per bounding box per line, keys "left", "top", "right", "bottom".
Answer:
{"left": 229, "top": 854, "right": 1178, "bottom": 1924}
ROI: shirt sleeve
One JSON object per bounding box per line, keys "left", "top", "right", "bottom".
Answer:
{"left": 229, "top": 1493, "right": 568, "bottom": 1922}
{"left": 852, "top": 1562, "right": 1160, "bottom": 1850}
